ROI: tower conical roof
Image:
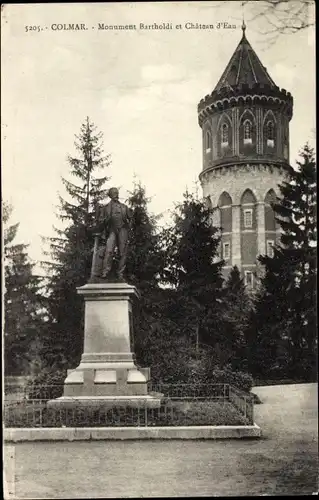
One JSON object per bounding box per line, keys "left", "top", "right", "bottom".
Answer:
{"left": 214, "top": 23, "right": 276, "bottom": 92}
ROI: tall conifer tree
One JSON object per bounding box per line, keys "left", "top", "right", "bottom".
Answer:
{"left": 251, "top": 144, "right": 317, "bottom": 380}
{"left": 123, "top": 181, "right": 168, "bottom": 368}
{"left": 125, "top": 181, "right": 164, "bottom": 293}
{"left": 163, "top": 191, "right": 224, "bottom": 349}
{"left": 3, "top": 202, "right": 46, "bottom": 375}
{"left": 221, "top": 266, "right": 252, "bottom": 371}
{"left": 43, "top": 118, "right": 111, "bottom": 369}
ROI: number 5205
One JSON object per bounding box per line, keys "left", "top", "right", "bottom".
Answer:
{"left": 25, "top": 26, "right": 41, "bottom": 32}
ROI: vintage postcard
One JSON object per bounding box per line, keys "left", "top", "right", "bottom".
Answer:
{"left": 2, "top": 1, "right": 317, "bottom": 498}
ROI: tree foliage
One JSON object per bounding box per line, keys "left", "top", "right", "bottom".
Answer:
{"left": 153, "top": 191, "right": 227, "bottom": 378}
{"left": 121, "top": 181, "right": 168, "bottom": 366}
{"left": 125, "top": 181, "right": 165, "bottom": 293}
{"left": 3, "top": 202, "right": 46, "bottom": 375}
{"left": 220, "top": 266, "right": 252, "bottom": 371}
{"left": 251, "top": 144, "right": 317, "bottom": 380}
{"left": 164, "top": 191, "right": 224, "bottom": 343}
{"left": 42, "top": 117, "right": 111, "bottom": 369}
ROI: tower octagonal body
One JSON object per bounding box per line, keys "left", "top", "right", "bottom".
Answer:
{"left": 198, "top": 27, "right": 293, "bottom": 286}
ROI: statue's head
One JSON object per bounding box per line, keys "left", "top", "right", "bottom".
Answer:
{"left": 108, "top": 187, "right": 119, "bottom": 201}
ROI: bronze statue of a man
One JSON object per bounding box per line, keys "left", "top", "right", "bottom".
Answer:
{"left": 90, "top": 187, "right": 133, "bottom": 282}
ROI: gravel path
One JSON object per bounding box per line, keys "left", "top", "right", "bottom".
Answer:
{"left": 5, "top": 383, "right": 318, "bottom": 497}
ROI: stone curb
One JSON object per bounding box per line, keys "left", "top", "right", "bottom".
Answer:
{"left": 4, "top": 424, "right": 261, "bottom": 441}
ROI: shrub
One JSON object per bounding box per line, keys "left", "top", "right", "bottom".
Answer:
{"left": 207, "top": 365, "right": 254, "bottom": 393}
{"left": 27, "top": 367, "right": 66, "bottom": 400}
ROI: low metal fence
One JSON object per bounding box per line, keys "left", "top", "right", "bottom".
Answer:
{"left": 4, "top": 383, "right": 254, "bottom": 427}
{"left": 148, "top": 382, "right": 229, "bottom": 399}
{"left": 4, "top": 384, "right": 64, "bottom": 401}
{"left": 229, "top": 385, "right": 254, "bottom": 424}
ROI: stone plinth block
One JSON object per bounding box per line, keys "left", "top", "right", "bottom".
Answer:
{"left": 47, "top": 393, "right": 163, "bottom": 409}
{"left": 48, "top": 282, "right": 162, "bottom": 409}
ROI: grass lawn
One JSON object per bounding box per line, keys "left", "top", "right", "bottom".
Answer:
{"left": 4, "top": 383, "right": 317, "bottom": 497}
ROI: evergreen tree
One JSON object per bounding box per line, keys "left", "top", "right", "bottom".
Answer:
{"left": 43, "top": 118, "right": 111, "bottom": 369}
{"left": 123, "top": 181, "right": 169, "bottom": 371}
{"left": 3, "top": 202, "right": 46, "bottom": 375}
{"left": 163, "top": 191, "right": 224, "bottom": 352}
{"left": 221, "top": 266, "right": 252, "bottom": 371}
{"left": 252, "top": 144, "right": 317, "bottom": 380}
{"left": 115, "top": 185, "right": 217, "bottom": 384}
{"left": 247, "top": 249, "right": 294, "bottom": 379}
{"left": 125, "top": 181, "right": 165, "bottom": 293}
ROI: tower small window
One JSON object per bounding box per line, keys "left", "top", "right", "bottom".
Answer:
{"left": 244, "top": 120, "right": 252, "bottom": 144}
{"left": 205, "top": 130, "right": 211, "bottom": 153}
{"left": 245, "top": 271, "right": 254, "bottom": 288}
{"left": 223, "top": 242, "right": 230, "bottom": 260}
{"left": 266, "top": 121, "right": 275, "bottom": 147}
{"left": 244, "top": 209, "right": 253, "bottom": 228}
{"left": 266, "top": 240, "right": 274, "bottom": 258}
{"left": 221, "top": 123, "right": 229, "bottom": 146}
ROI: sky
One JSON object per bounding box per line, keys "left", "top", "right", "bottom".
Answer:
{"left": 2, "top": 2, "right": 316, "bottom": 270}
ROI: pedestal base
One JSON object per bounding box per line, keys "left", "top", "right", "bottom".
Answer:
{"left": 61, "top": 359, "right": 151, "bottom": 397}
{"left": 47, "top": 394, "right": 163, "bottom": 409}
{"left": 48, "top": 282, "right": 162, "bottom": 409}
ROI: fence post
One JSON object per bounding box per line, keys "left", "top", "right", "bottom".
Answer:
{"left": 252, "top": 397, "right": 254, "bottom": 424}
{"left": 144, "top": 406, "right": 148, "bottom": 427}
{"left": 32, "top": 401, "right": 36, "bottom": 427}
{"left": 137, "top": 407, "right": 140, "bottom": 427}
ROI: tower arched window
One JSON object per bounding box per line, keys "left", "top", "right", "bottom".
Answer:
{"left": 205, "top": 130, "right": 211, "bottom": 153}
{"left": 243, "top": 120, "right": 252, "bottom": 144}
{"left": 221, "top": 123, "right": 229, "bottom": 146}
{"left": 266, "top": 121, "right": 275, "bottom": 147}
{"left": 241, "top": 189, "right": 257, "bottom": 230}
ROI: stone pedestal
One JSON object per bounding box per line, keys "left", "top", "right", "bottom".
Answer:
{"left": 48, "top": 283, "right": 162, "bottom": 408}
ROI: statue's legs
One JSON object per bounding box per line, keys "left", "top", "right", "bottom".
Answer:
{"left": 117, "top": 228, "right": 129, "bottom": 280}
{"left": 101, "top": 232, "right": 117, "bottom": 278}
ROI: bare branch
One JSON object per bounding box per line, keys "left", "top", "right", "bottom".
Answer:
{"left": 252, "top": 0, "right": 314, "bottom": 34}
{"left": 210, "top": 0, "right": 314, "bottom": 42}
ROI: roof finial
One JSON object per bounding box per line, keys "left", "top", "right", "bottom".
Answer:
{"left": 241, "top": 20, "right": 246, "bottom": 36}
{"left": 242, "top": 1, "right": 246, "bottom": 37}
{"left": 242, "top": 19, "right": 246, "bottom": 36}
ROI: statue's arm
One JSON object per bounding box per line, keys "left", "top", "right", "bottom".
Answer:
{"left": 93, "top": 205, "right": 107, "bottom": 234}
